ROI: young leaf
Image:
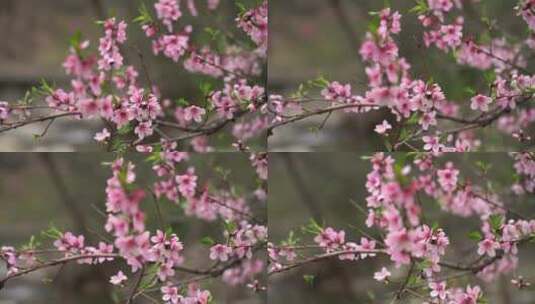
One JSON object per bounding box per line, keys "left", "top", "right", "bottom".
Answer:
{"left": 303, "top": 274, "right": 315, "bottom": 286}
{"left": 489, "top": 214, "right": 503, "bottom": 233}
{"left": 201, "top": 236, "right": 215, "bottom": 246}
{"left": 468, "top": 231, "right": 483, "bottom": 241}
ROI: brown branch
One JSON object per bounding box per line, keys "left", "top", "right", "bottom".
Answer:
{"left": 142, "top": 243, "right": 267, "bottom": 295}
{"left": 126, "top": 266, "right": 145, "bottom": 304}
{"left": 0, "top": 112, "right": 81, "bottom": 134}
{"left": 394, "top": 261, "right": 415, "bottom": 301}
{"left": 134, "top": 46, "right": 155, "bottom": 91}
{"left": 268, "top": 249, "right": 386, "bottom": 275}
{"left": 0, "top": 254, "right": 118, "bottom": 288}
{"left": 472, "top": 45, "right": 530, "bottom": 74}
{"left": 268, "top": 103, "right": 380, "bottom": 133}
{"left": 149, "top": 109, "right": 252, "bottom": 146}
{"left": 270, "top": 233, "right": 533, "bottom": 278}
{"left": 0, "top": 242, "right": 260, "bottom": 291}
{"left": 37, "top": 118, "right": 56, "bottom": 138}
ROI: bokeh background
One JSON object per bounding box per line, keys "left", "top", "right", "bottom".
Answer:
{"left": 268, "top": 0, "right": 534, "bottom": 151}
{"left": 0, "top": 0, "right": 265, "bottom": 151}
{"left": 0, "top": 153, "right": 266, "bottom": 304}
{"left": 269, "top": 153, "right": 535, "bottom": 303}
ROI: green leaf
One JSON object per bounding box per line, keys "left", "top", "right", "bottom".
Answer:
{"left": 111, "top": 139, "right": 129, "bottom": 154}
{"left": 384, "top": 140, "right": 393, "bottom": 152}
{"left": 21, "top": 235, "right": 41, "bottom": 251}
{"left": 69, "top": 30, "right": 83, "bottom": 52}
{"left": 417, "top": 259, "right": 432, "bottom": 270}
{"left": 489, "top": 214, "right": 503, "bottom": 233}
{"left": 165, "top": 227, "right": 175, "bottom": 235}
{"left": 398, "top": 127, "right": 410, "bottom": 142}
{"left": 199, "top": 81, "right": 214, "bottom": 97}
{"left": 290, "top": 83, "right": 309, "bottom": 99}
{"left": 368, "top": 15, "right": 380, "bottom": 34}
{"left": 41, "top": 223, "right": 63, "bottom": 240}
{"left": 235, "top": 2, "right": 247, "bottom": 15}
{"left": 282, "top": 230, "right": 300, "bottom": 246}
{"left": 38, "top": 79, "right": 55, "bottom": 95}
{"left": 468, "top": 231, "right": 483, "bottom": 241}
{"left": 204, "top": 27, "right": 221, "bottom": 41}
{"left": 464, "top": 86, "right": 476, "bottom": 96}
{"left": 409, "top": 0, "right": 429, "bottom": 15}
{"left": 475, "top": 161, "right": 492, "bottom": 173}
{"left": 307, "top": 74, "right": 330, "bottom": 89}
{"left": 483, "top": 70, "right": 496, "bottom": 85}
{"left": 224, "top": 220, "right": 237, "bottom": 233}
{"left": 302, "top": 218, "right": 323, "bottom": 235}
{"left": 117, "top": 123, "right": 132, "bottom": 135}
{"left": 407, "top": 273, "right": 419, "bottom": 285}
{"left": 407, "top": 113, "right": 420, "bottom": 125}
{"left": 139, "top": 264, "right": 159, "bottom": 289}
{"left": 215, "top": 166, "right": 231, "bottom": 180}
{"left": 200, "top": 236, "right": 215, "bottom": 246}
{"left": 303, "top": 274, "right": 315, "bottom": 286}
{"left": 145, "top": 151, "right": 162, "bottom": 164}
{"left": 133, "top": 2, "right": 153, "bottom": 25}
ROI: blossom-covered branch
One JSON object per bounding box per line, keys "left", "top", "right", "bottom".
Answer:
{"left": 1, "top": 151, "right": 268, "bottom": 303}
{"left": 269, "top": 152, "right": 535, "bottom": 303}
{"left": 0, "top": 0, "right": 268, "bottom": 152}
{"left": 269, "top": 1, "right": 535, "bottom": 151}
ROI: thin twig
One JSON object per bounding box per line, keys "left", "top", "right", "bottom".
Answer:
{"left": 126, "top": 266, "right": 145, "bottom": 304}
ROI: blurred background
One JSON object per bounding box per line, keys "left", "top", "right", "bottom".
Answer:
{"left": 0, "top": 0, "right": 265, "bottom": 151}
{"left": 268, "top": 153, "right": 535, "bottom": 303}
{"left": 268, "top": 0, "right": 534, "bottom": 151}
{"left": 0, "top": 153, "right": 266, "bottom": 304}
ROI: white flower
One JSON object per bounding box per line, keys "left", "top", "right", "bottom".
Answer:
{"left": 94, "top": 128, "right": 111, "bottom": 142}
{"left": 374, "top": 267, "right": 391, "bottom": 282}
{"left": 374, "top": 120, "right": 392, "bottom": 135}
{"left": 109, "top": 271, "right": 127, "bottom": 285}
